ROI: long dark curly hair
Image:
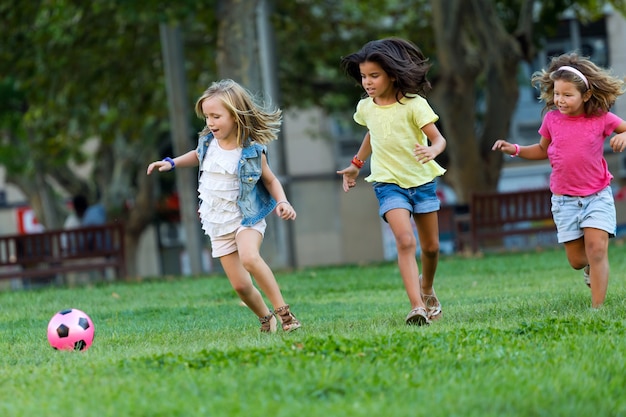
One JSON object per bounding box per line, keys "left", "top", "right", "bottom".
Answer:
{"left": 340, "top": 37, "right": 432, "bottom": 102}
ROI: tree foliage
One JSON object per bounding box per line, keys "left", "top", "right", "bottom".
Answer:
{"left": 1, "top": 0, "right": 625, "bottom": 272}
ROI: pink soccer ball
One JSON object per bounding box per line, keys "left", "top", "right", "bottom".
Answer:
{"left": 47, "top": 308, "right": 95, "bottom": 351}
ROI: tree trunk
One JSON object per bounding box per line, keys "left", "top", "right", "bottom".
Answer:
{"left": 216, "top": 0, "right": 263, "bottom": 88}
{"left": 216, "top": 0, "right": 293, "bottom": 268}
{"left": 430, "top": 0, "right": 533, "bottom": 203}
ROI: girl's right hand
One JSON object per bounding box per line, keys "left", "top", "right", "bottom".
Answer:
{"left": 146, "top": 160, "right": 172, "bottom": 175}
{"left": 336, "top": 165, "right": 360, "bottom": 192}
{"left": 491, "top": 140, "right": 516, "bottom": 156}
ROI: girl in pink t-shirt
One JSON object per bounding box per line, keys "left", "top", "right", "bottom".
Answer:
{"left": 493, "top": 53, "right": 626, "bottom": 308}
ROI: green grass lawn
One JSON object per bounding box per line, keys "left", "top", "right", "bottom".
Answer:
{"left": 1, "top": 245, "right": 626, "bottom": 417}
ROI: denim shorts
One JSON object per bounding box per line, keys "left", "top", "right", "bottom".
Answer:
{"left": 372, "top": 181, "right": 440, "bottom": 221}
{"left": 551, "top": 186, "right": 616, "bottom": 243}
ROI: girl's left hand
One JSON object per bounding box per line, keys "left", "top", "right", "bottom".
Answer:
{"left": 610, "top": 133, "right": 626, "bottom": 153}
{"left": 276, "top": 201, "right": 296, "bottom": 220}
{"left": 414, "top": 144, "right": 436, "bottom": 163}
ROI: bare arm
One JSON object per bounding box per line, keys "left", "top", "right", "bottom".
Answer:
{"left": 336, "top": 131, "right": 371, "bottom": 192}
{"left": 492, "top": 138, "right": 549, "bottom": 160}
{"left": 414, "top": 122, "right": 446, "bottom": 163}
{"left": 146, "top": 150, "right": 198, "bottom": 175}
{"left": 260, "top": 153, "right": 296, "bottom": 220}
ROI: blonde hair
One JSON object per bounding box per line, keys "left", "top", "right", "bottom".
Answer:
{"left": 194, "top": 79, "right": 282, "bottom": 146}
{"left": 531, "top": 52, "right": 625, "bottom": 116}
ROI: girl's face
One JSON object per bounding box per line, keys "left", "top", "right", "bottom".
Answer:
{"left": 201, "top": 97, "right": 238, "bottom": 145}
{"left": 359, "top": 61, "right": 396, "bottom": 104}
{"left": 553, "top": 79, "right": 590, "bottom": 116}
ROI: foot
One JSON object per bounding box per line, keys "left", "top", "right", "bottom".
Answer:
{"left": 423, "top": 293, "right": 442, "bottom": 321}
{"left": 259, "top": 313, "right": 277, "bottom": 333}
{"left": 583, "top": 265, "right": 591, "bottom": 288}
{"left": 275, "top": 305, "right": 301, "bottom": 332}
{"left": 405, "top": 307, "right": 430, "bottom": 326}
{"left": 419, "top": 275, "right": 442, "bottom": 321}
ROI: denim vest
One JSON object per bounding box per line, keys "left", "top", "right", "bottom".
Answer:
{"left": 196, "top": 133, "right": 277, "bottom": 226}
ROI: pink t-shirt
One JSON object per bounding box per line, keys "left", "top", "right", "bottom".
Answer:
{"left": 539, "top": 110, "right": 623, "bottom": 196}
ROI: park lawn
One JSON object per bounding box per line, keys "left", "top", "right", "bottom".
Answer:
{"left": 1, "top": 245, "right": 626, "bottom": 417}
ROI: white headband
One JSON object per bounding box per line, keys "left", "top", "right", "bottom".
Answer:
{"left": 557, "top": 65, "right": 589, "bottom": 89}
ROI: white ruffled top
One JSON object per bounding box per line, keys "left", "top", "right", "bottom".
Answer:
{"left": 198, "top": 140, "right": 243, "bottom": 239}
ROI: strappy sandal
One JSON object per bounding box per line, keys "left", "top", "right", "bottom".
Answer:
{"left": 420, "top": 275, "right": 443, "bottom": 321}
{"left": 423, "top": 293, "right": 442, "bottom": 321}
{"left": 275, "top": 305, "right": 301, "bottom": 332}
{"left": 259, "top": 312, "right": 277, "bottom": 333}
{"left": 405, "top": 307, "right": 430, "bottom": 326}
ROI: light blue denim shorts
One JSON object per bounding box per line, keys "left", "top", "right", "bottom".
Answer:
{"left": 550, "top": 186, "right": 616, "bottom": 243}
{"left": 372, "top": 181, "right": 440, "bottom": 222}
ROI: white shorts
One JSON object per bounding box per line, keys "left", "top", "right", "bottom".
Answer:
{"left": 210, "top": 221, "right": 266, "bottom": 258}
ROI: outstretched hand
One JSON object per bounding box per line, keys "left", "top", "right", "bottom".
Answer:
{"left": 146, "top": 160, "right": 172, "bottom": 175}
{"left": 492, "top": 139, "right": 516, "bottom": 156}
{"left": 337, "top": 164, "right": 360, "bottom": 192}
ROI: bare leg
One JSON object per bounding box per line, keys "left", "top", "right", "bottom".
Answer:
{"left": 235, "top": 229, "right": 286, "bottom": 310}
{"left": 563, "top": 237, "right": 587, "bottom": 270}
{"left": 385, "top": 208, "right": 425, "bottom": 309}
{"left": 413, "top": 211, "right": 440, "bottom": 295}
{"left": 583, "top": 228, "right": 609, "bottom": 308}
{"left": 219, "top": 250, "right": 272, "bottom": 318}
{"left": 563, "top": 229, "right": 609, "bottom": 308}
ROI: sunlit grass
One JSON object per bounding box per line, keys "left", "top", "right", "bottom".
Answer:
{"left": 1, "top": 245, "right": 626, "bottom": 416}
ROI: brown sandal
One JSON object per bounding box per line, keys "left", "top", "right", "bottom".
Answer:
{"left": 274, "top": 305, "right": 301, "bottom": 332}
{"left": 259, "top": 312, "right": 277, "bottom": 333}
{"left": 405, "top": 307, "right": 430, "bottom": 326}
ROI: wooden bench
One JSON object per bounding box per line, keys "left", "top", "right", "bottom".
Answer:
{"left": 456, "top": 188, "right": 556, "bottom": 252}
{"left": 0, "top": 222, "right": 126, "bottom": 285}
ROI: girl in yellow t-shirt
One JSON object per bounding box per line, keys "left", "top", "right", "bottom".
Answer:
{"left": 338, "top": 38, "right": 447, "bottom": 326}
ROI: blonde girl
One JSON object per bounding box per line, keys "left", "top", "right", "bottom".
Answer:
{"left": 147, "top": 79, "right": 301, "bottom": 332}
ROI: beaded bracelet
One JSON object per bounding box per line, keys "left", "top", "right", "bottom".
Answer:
{"left": 351, "top": 155, "right": 365, "bottom": 169}
{"left": 163, "top": 157, "right": 176, "bottom": 170}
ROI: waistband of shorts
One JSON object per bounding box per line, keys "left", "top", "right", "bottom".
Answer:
{"left": 554, "top": 191, "right": 600, "bottom": 198}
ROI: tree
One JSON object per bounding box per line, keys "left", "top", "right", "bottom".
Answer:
{"left": 272, "top": 0, "right": 626, "bottom": 202}
{"left": 0, "top": 0, "right": 216, "bottom": 276}
{"left": 429, "top": 0, "right": 530, "bottom": 201}
{"left": 430, "top": 0, "right": 626, "bottom": 201}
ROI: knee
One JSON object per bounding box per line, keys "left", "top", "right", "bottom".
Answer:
{"left": 231, "top": 281, "right": 254, "bottom": 296}
{"left": 239, "top": 252, "right": 263, "bottom": 273}
{"left": 420, "top": 242, "right": 440, "bottom": 258}
{"left": 395, "top": 232, "right": 417, "bottom": 252}
{"left": 586, "top": 242, "right": 607, "bottom": 261}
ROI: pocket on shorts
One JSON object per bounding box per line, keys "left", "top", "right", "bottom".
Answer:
{"left": 551, "top": 194, "right": 564, "bottom": 214}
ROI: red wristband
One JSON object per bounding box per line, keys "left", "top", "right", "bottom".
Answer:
{"left": 351, "top": 155, "right": 365, "bottom": 169}
{"left": 510, "top": 144, "right": 520, "bottom": 158}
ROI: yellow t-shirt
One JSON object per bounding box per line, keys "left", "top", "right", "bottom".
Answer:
{"left": 354, "top": 95, "right": 446, "bottom": 189}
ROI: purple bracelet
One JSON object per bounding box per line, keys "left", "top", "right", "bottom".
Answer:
{"left": 163, "top": 157, "right": 175, "bottom": 170}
